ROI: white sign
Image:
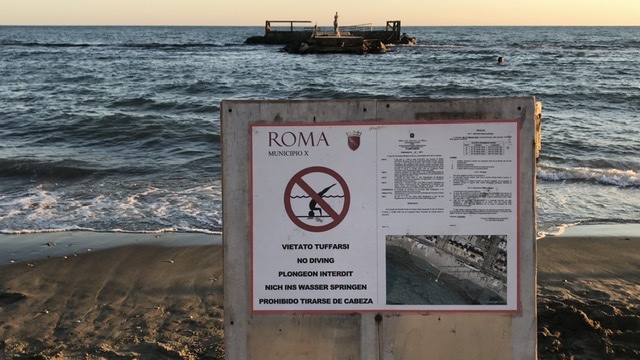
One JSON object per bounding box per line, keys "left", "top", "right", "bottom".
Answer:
{"left": 251, "top": 121, "right": 519, "bottom": 312}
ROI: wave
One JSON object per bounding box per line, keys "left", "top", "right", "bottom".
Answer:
{"left": 536, "top": 221, "right": 582, "bottom": 238}
{"left": 537, "top": 219, "right": 640, "bottom": 238}
{"left": 537, "top": 165, "right": 640, "bottom": 188}
{"left": 580, "top": 218, "right": 640, "bottom": 226}
{"left": 0, "top": 40, "right": 95, "bottom": 47}
{"left": 108, "top": 96, "right": 220, "bottom": 112}
{"left": 0, "top": 180, "right": 222, "bottom": 234}
{"left": 509, "top": 41, "right": 640, "bottom": 51}
{"left": 0, "top": 159, "right": 99, "bottom": 179}
{"left": 11, "top": 111, "right": 219, "bottom": 151}
{"left": 0, "top": 40, "right": 233, "bottom": 49}
{"left": 0, "top": 227, "right": 221, "bottom": 236}
{"left": 110, "top": 97, "right": 156, "bottom": 107}
{"left": 0, "top": 158, "right": 151, "bottom": 180}
{"left": 119, "top": 43, "right": 230, "bottom": 49}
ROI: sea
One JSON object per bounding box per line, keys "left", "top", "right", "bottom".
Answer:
{"left": 1, "top": 26, "right": 639, "bottom": 238}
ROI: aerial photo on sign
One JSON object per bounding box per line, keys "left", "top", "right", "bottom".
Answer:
{"left": 386, "top": 234, "right": 507, "bottom": 306}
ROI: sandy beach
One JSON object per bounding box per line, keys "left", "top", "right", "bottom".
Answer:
{"left": 0, "top": 233, "right": 225, "bottom": 359}
{"left": 1, "top": 230, "right": 639, "bottom": 359}
{"left": 537, "top": 233, "right": 640, "bottom": 359}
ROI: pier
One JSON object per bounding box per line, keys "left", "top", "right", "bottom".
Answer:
{"left": 245, "top": 20, "right": 404, "bottom": 46}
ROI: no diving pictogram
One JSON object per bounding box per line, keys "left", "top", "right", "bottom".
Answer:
{"left": 284, "top": 166, "right": 350, "bottom": 232}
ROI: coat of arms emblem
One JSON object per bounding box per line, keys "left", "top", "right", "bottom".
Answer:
{"left": 347, "top": 130, "right": 361, "bottom": 151}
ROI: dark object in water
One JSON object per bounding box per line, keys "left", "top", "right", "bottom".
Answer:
{"left": 400, "top": 33, "right": 417, "bottom": 45}
{"left": 283, "top": 35, "right": 388, "bottom": 55}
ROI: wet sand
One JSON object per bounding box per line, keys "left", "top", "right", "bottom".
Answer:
{"left": 537, "top": 234, "right": 640, "bottom": 359}
{"left": 0, "top": 233, "right": 224, "bottom": 359}
{"left": 1, "top": 231, "right": 639, "bottom": 359}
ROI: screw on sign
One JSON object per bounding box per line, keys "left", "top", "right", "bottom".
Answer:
{"left": 283, "top": 166, "right": 350, "bottom": 232}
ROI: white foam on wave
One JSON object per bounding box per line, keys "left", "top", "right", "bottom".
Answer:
{"left": 0, "top": 227, "right": 221, "bottom": 236}
{"left": 536, "top": 221, "right": 583, "bottom": 239}
{"left": 537, "top": 166, "right": 640, "bottom": 187}
{"left": 0, "top": 181, "right": 223, "bottom": 235}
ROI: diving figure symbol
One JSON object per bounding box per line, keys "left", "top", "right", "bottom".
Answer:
{"left": 308, "top": 183, "right": 336, "bottom": 218}
{"left": 284, "top": 166, "right": 350, "bottom": 232}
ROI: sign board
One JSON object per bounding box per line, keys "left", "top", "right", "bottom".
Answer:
{"left": 222, "top": 98, "right": 539, "bottom": 360}
{"left": 252, "top": 121, "right": 519, "bottom": 312}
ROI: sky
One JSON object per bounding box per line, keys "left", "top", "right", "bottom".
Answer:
{"left": 1, "top": 0, "right": 639, "bottom": 26}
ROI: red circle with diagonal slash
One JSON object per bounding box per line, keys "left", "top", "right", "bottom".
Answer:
{"left": 284, "top": 166, "right": 350, "bottom": 232}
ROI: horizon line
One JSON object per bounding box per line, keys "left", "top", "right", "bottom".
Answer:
{"left": 1, "top": 24, "right": 639, "bottom": 27}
